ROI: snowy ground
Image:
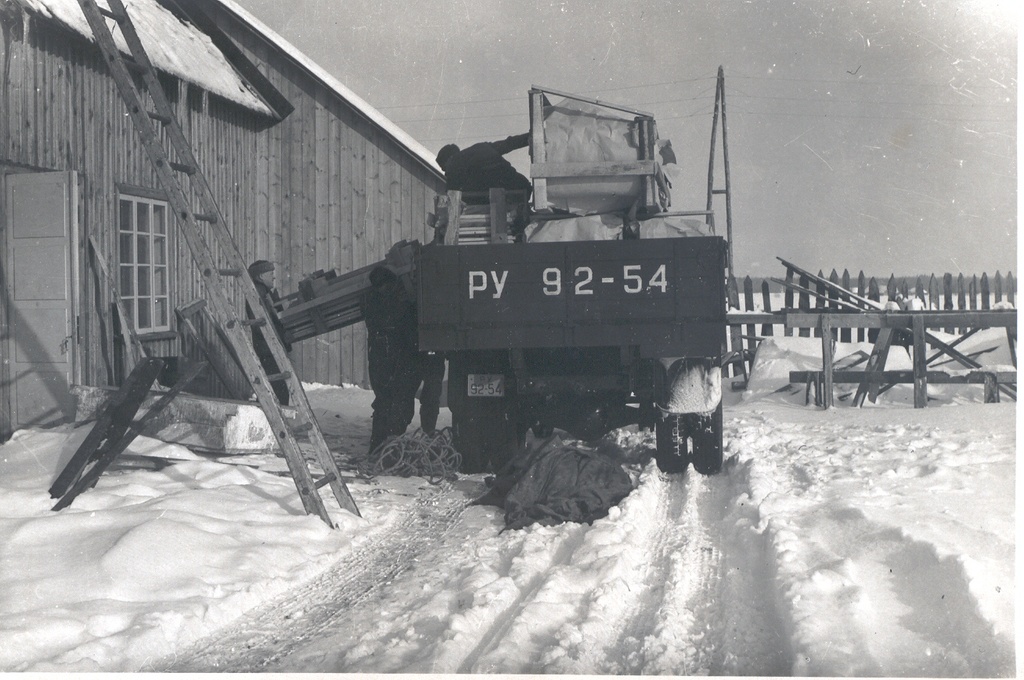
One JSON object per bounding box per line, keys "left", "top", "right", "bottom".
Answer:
{"left": 0, "top": 329, "right": 1016, "bottom": 675}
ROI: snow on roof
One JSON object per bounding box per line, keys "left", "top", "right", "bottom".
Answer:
{"left": 16, "top": 0, "right": 275, "bottom": 116}
{"left": 215, "top": 0, "right": 443, "bottom": 176}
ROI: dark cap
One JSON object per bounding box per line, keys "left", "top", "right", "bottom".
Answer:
{"left": 436, "top": 144, "right": 460, "bottom": 170}
{"left": 248, "top": 260, "right": 274, "bottom": 277}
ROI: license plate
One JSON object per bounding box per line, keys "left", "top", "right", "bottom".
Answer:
{"left": 467, "top": 374, "right": 504, "bottom": 397}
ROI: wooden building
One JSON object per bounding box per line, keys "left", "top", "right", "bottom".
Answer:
{"left": 0, "top": 0, "right": 445, "bottom": 440}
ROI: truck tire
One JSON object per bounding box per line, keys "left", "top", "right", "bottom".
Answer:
{"left": 690, "top": 402, "right": 723, "bottom": 475}
{"left": 655, "top": 413, "right": 689, "bottom": 474}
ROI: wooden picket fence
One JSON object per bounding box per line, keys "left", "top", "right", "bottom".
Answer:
{"left": 725, "top": 269, "right": 1016, "bottom": 377}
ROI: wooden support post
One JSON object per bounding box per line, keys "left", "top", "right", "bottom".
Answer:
{"left": 446, "top": 190, "right": 461, "bottom": 245}
{"left": 49, "top": 358, "right": 165, "bottom": 499}
{"left": 820, "top": 313, "right": 834, "bottom": 408}
{"left": 982, "top": 372, "right": 1000, "bottom": 403}
{"left": 854, "top": 327, "right": 894, "bottom": 407}
{"left": 912, "top": 314, "right": 928, "bottom": 408}
{"left": 489, "top": 188, "right": 508, "bottom": 243}
{"left": 88, "top": 235, "right": 147, "bottom": 372}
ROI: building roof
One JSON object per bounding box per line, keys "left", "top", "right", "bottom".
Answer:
{"left": 16, "top": 0, "right": 444, "bottom": 178}
{"left": 215, "top": 0, "right": 442, "bottom": 177}
{"left": 16, "top": 0, "right": 275, "bottom": 115}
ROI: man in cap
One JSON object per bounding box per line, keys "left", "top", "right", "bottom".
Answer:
{"left": 247, "top": 260, "right": 292, "bottom": 405}
{"left": 435, "top": 132, "right": 532, "bottom": 203}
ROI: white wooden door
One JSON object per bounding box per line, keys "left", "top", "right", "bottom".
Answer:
{"left": 5, "top": 171, "right": 79, "bottom": 430}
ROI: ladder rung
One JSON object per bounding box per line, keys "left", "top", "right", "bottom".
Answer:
{"left": 291, "top": 421, "right": 314, "bottom": 433}
{"left": 218, "top": 268, "right": 243, "bottom": 277}
{"left": 241, "top": 318, "right": 267, "bottom": 328}
{"left": 148, "top": 111, "right": 172, "bottom": 125}
{"left": 98, "top": 6, "right": 126, "bottom": 21}
{"left": 265, "top": 372, "right": 292, "bottom": 382}
{"left": 193, "top": 213, "right": 218, "bottom": 223}
{"left": 712, "top": 189, "right": 728, "bottom": 194}
{"left": 170, "top": 161, "right": 196, "bottom": 175}
{"left": 314, "top": 472, "right": 336, "bottom": 490}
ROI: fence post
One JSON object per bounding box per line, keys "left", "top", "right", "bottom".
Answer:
{"left": 970, "top": 275, "right": 978, "bottom": 311}
{"left": 1007, "top": 272, "right": 1015, "bottom": 306}
{"left": 784, "top": 267, "right": 795, "bottom": 336}
{"left": 761, "top": 280, "right": 774, "bottom": 336}
{"left": 957, "top": 274, "right": 966, "bottom": 333}
{"left": 743, "top": 276, "right": 755, "bottom": 368}
{"left": 981, "top": 273, "right": 990, "bottom": 310}
{"left": 868, "top": 277, "right": 881, "bottom": 343}
{"left": 995, "top": 271, "right": 1004, "bottom": 303}
{"left": 857, "top": 271, "right": 867, "bottom": 341}
{"left": 943, "top": 273, "right": 954, "bottom": 332}
{"left": 799, "top": 274, "right": 810, "bottom": 337}
{"left": 928, "top": 274, "right": 939, "bottom": 310}
{"left": 813, "top": 270, "right": 826, "bottom": 338}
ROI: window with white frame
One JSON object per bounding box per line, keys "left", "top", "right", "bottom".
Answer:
{"left": 118, "top": 194, "right": 171, "bottom": 332}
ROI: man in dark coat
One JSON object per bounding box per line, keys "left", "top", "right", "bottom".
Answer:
{"left": 361, "top": 266, "right": 420, "bottom": 454}
{"left": 435, "top": 132, "right": 532, "bottom": 202}
{"left": 247, "top": 260, "right": 291, "bottom": 405}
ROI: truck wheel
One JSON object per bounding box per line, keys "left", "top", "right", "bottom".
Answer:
{"left": 655, "top": 413, "right": 689, "bottom": 474}
{"left": 690, "top": 402, "right": 723, "bottom": 475}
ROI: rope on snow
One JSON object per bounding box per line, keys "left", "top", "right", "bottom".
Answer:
{"left": 358, "top": 427, "right": 462, "bottom": 484}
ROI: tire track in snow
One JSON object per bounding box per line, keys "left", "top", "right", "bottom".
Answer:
{"left": 604, "top": 469, "right": 689, "bottom": 673}
{"left": 153, "top": 480, "right": 469, "bottom": 672}
{"left": 633, "top": 470, "right": 724, "bottom": 674}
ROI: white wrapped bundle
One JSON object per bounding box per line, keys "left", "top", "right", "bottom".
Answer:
{"left": 542, "top": 99, "right": 644, "bottom": 214}
{"left": 523, "top": 214, "right": 624, "bottom": 242}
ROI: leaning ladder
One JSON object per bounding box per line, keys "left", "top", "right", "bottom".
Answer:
{"left": 76, "top": 0, "right": 359, "bottom": 525}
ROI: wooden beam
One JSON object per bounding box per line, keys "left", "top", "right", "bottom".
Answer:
{"left": 785, "top": 310, "right": 1017, "bottom": 329}
{"left": 790, "top": 370, "right": 1017, "bottom": 384}
{"left": 530, "top": 160, "right": 657, "bottom": 178}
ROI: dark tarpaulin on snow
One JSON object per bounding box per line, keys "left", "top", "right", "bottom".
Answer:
{"left": 472, "top": 436, "right": 634, "bottom": 530}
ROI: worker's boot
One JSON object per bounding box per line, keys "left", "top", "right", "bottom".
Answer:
{"left": 369, "top": 413, "right": 389, "bottom": 455}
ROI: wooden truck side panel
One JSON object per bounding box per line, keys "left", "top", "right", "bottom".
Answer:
{"left": 417, "top": 236, "right": 727, "bottom": 358}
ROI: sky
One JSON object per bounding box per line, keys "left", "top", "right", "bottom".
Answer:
{"left": 0, "top": 324, "right": 1015, "bottom": 672}
{"left": 231, "top": 0, "right": 1018, "bottom": 278}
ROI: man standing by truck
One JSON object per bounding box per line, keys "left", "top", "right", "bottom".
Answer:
{"left": 362, "top": 266, "right": 420, "bottom": 454}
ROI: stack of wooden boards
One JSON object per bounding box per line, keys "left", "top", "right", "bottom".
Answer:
{"left": 276, "top": 240, "right": 419, "bottom": 343}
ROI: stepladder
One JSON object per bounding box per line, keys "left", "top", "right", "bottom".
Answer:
{"left": 76, "top": 0, "right": 359, "bottom": 524}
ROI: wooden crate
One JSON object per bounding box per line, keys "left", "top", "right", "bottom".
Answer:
{"left": 277, "top": 240, "right": 419, "bottom": 343}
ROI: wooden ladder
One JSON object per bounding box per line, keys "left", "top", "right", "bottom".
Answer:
{"left": 76, "top": 0, "right": 359, "bottom": 525}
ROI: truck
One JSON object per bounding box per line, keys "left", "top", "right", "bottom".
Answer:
{"left": 280, "top": 86, "right": 730, "bottom": 477}
{"left": 418, "top": 87, "right": 727, "bottom": 475}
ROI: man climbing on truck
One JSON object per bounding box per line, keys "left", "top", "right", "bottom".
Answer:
{"left": 435, "top": 132, "right": 532, "bottom": 202}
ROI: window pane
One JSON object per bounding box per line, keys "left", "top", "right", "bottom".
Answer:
{"left": 124, "top": 299, "right": 135, "bottom": 326}
{"left": 119, "top": 233, "right": 133, "bottom": 265}
{"left": 137, "top": 203, "right": 149, "bottom": 233}
{"left": 153, "top": 235, "right": 166, "bottom": 265}
{"left": 154, "top": 204, "right": 166, "bottom": 235}
{"left": 119, "top": 199, "right": 133, "bottom": 231}
{"left": 138, "top": 267, "right": 150, "bottom": 296}
{"left": 137, "top": 298, "right": 151, "bottom": 329}
{"left": 154, "top": 266, "right": 167, "bottom": 295}
{"left": 155, "top": 297, "right": 168, "bottom": 327}
{"left": 120, "top": 266, "right": 134, "bottom": 295}
{"left": 137, "top": 234, "right": 150, "bottom": 264}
